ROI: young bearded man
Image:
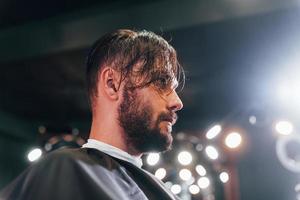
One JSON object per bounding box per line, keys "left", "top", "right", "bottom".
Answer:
{"left": 0, "top": 29, "right": 184, "bottom": 200}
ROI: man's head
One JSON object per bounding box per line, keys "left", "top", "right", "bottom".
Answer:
{"left": 86, "top": 29, "right": 184, "bottom": 154}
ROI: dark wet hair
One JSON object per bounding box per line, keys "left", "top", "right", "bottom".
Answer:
{"left": 86, "top": 29, "right": 185, "bottom": 107}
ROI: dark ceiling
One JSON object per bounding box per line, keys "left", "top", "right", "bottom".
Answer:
{"left": 0, "top": 0, "right": 147, "bottom": 29}
{"left": 0, "top": 1, "right": 300, "bottom": 199}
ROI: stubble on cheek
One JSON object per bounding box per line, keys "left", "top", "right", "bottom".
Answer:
{"left": 118, "top": 89, "right": 173, "bottom": 153}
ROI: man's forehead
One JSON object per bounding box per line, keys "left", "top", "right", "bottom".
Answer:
{"left": 171, "top": 78, "right": 179, "bottom": 89}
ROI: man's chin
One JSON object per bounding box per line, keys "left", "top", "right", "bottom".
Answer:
{"left": 147, "top": 129, "right": 173, "bottom": 152}
{"left": 159, "top": 121, "right": 173, "bottom": 135}
{"left": 159, "top": 130, "right": 173, "bottom": 151}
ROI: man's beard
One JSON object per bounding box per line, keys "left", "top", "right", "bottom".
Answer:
{"left": 118, "top": 88, "right": 174, "bottom": 153}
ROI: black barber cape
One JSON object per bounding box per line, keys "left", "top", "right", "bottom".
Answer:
{"left": 0, "top": 148, "right": 180, "bottom": 200}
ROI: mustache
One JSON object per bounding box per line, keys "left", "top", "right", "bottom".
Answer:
{"left": 157, "top": 112, "right": 178, "bottom": 125}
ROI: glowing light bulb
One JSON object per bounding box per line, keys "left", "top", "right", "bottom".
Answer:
{"left": 27, "top": 148, "right": 42, "bottom": 162}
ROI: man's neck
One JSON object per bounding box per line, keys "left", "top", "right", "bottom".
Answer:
{"left": 89, "top": 118, "right": 142, "bottom": 157}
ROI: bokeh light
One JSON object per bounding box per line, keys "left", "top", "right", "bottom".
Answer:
{"left": 195, "top": 164, "right": 207, "bottom": 176}
{"left": 249, "top": 115, "right": 257, "bottom": 125}
{"left": 178, "top": 151, "right": 193, "bottom": 165}
{"left": 179, "top": 168, "right": 192, "bottom": 181}
{"left": 197, "top": 177, "right": 210, "bottom": 189}
{"left": 225, "top": 132, "right": 242, "bottom": 149}
{"left": 147, "top": 153, "right": 160, "bottom": 166}
{"left": 206, "top": 124, "right": 222, "bottom": 139}
{"left": 155, "top": 168, "right": 166, "bottom": 180}
{"left": 275, "top": 120, "right": 293, "bottom": 135}
{"left": 205, "top": 146, "right": 219, "bottom": 160}
{"left": 189, "top": 184, "right": 200, "bottom": 195}
{"left": 27, "top": 148, "right": 42, "bottom": 162}
{"left": 171, "top": 184, "right": 182, "bottom": 194}
{"left": 219, "top": 172, "right": 229, "bottom": 183}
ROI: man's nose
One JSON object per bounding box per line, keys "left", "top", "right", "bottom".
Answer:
{"left": 167, "top": 90, "right": 183, "bottom": 112}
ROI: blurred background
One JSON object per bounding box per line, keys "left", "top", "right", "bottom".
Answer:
{"left": 1, "top": 0, "right": 300, "bottom": 199}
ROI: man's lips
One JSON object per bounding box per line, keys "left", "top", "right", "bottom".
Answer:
{"left": 163, "top": 115, "right": 178, "bottom": 126}
{"left": 164, "top": 119, "right": 175, "bottom": 125}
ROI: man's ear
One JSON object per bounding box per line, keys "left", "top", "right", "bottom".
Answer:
{"left": 99, "top": 67, "right": 121, "bottom": 101}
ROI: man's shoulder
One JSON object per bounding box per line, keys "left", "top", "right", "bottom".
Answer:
{"left": 44, "top": 147, "right": 85, "bottom": 161}
{"left": 0, "top": 148, "right": 132, "bottom": 200}
{"left": 40, "top": 147, "right": 112, "bottom": 165}
{"left": 41, "top": 147, "right": 124, "bottom": 172}
{"left": 35, "top": 148, "right": 85, "bottom": 166}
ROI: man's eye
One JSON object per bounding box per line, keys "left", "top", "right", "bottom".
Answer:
{"left": 156, "top": 77, "right": 171, "bottom": 90}
{"left": 159, "top": 78, "right": 168, "bottom": 86}
{"left": 153, "top": 75, "right": 173, "bottom": 92}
